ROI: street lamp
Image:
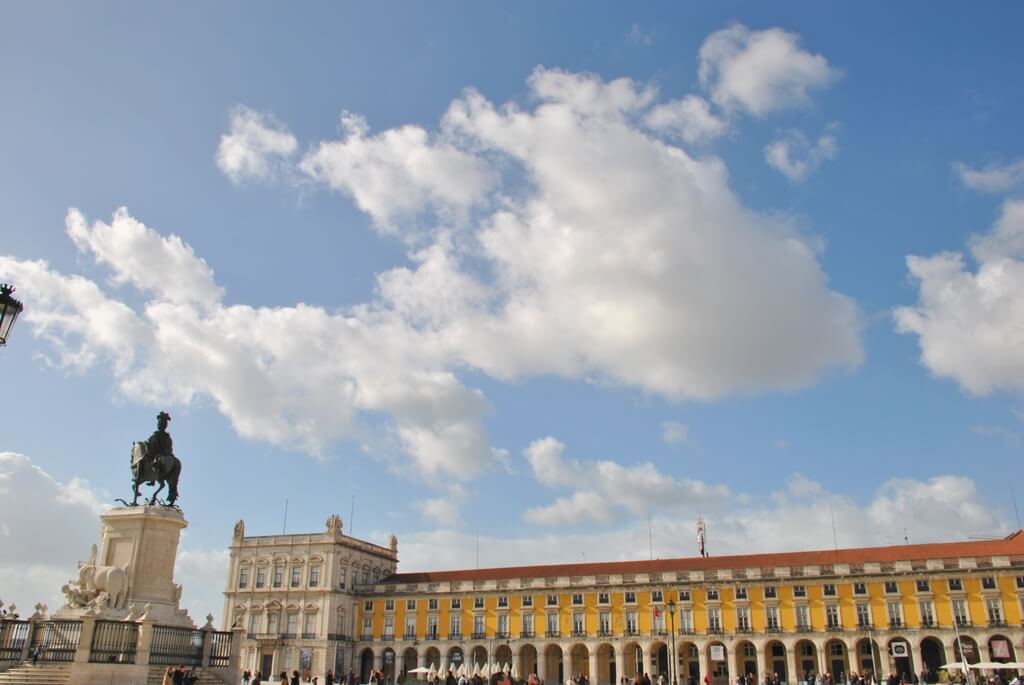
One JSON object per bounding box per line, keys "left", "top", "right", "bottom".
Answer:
{"left": 668, "top": 600, "right": 678, "bottom": 685}
{"left": 0, "top": 284, "right": 24, "bottom": 347}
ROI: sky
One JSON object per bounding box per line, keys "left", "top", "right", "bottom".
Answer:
{"left": 1, "top": 3, "right": 1023, "bottom": 626}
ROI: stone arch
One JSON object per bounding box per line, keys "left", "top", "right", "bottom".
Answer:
{"left": 987, "top": 634, "right": 1016, "bottom": 663}
{"left": 919, "top": 638, "right": 945, "bottom": 682}
{"left": 519, "top": 644, "right": 538, "bottom": 677}
{"left": 544, "top": 644, "right": 564, "bottom": 684}
{"left": 706, "top": 641, "right": 728, "bottom": 685}
{"left": 448, "top": 646, "right": 465, "bottom": 673}
{"left": 854, "top": 638, "right": 882, "bottom": 678}
{"left": 383, "top": 647, "right": 397, "bottom": 682}
{"left": 424, "top": 647, "right": 442, "bottom": 672}
{"left": 622, "top": 642, "right": 643, "bottom": 679}
{"left": 794, "top": 639, "right": 818, "bottom": 678}
{"left": 886, "top": 637, "right": 915, "bottom": 681}
{"left": 649, "top": 640, "right": 669, "bottom": 678}
{"left": 596, "top": 643, "right": 616, "bottom": 685}
{"left": 403, "top": 648, "right": 418, "bottom": 677}
{"left": 763, "top": 641, "right": 787, "bottom": 682}
{"left": 953, "top": 636, "right": 980, "bottom": 665}
{"left": 568, "top": 643, "right": 590, "bottom": 679}
{"left": 470, "top": 645, "right": 488, "bottom": 669}
{"left": 495, "top": 644, "right": 513, "bottom": 670}
{"left": 734, "top": 640, "right": 757, "bottom": 679}
{"left": 360, "top": 648, "right": 375, "bottom": 684}
{"left": 824, "top": 638, "right": 849, "bottom": 679}
{"left": 678, "top": 641, "right": 700, "bottom": 683}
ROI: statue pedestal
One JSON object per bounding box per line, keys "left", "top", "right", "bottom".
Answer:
{"left": 55, "top": 506, "right": 194, "bottom": 627}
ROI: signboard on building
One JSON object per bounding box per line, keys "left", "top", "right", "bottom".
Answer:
{"left": 890, "top": 642, "right": 909, "bottom": 658}
{"left": 991, "top": 640, "right": 1011, "bottom": 660}
{"left": 710, "top": 646, "right": 725, "bottom": 662}
{"left": 301, "top": 649, "right": 313, "bottom": 671}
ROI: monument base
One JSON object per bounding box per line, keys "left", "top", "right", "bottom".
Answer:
{"left": 54, "top": 506, "right": 194, "bottom": 627}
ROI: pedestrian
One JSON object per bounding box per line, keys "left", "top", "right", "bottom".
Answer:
{"left": 328, "top": 671, "right": 335, "bottom": 685}
{"left": 245, "top": 670, "right": 252, "bottom": 685}
{"left": 293, "top": 671, "right": 301, "bottom": 685}
{"left": 348, "top": 670, "right": 357, "bottom": 685}
{"left": 280, "top": 673, "right": 289, "bottom": 685}
{"left": 174, "top": 666, "right": 186, "bottom": 685}
{"left": 254, "top": 672, "right": 262, "bottom": 685}
{"left": 163, "top": 668, "right": 175, "bottom": 685}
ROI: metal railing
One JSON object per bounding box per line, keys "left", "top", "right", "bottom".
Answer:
{"left": 209, "top": 631, "right": 233, "bottom": 669}
{"left": 89, "top": 620, "right": 139, "bottom": 664}
{"left": 150, "top": 625, "right": 204, "bottom": 666}
{"left": 0, "top": 621, "right": 30, "bottom": 662}
{"left": 29, "top": 621, "right": 82, "bottom": 662}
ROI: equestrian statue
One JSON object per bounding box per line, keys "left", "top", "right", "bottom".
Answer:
{"left": 119, "top": 410, "right": 182, "bottom": 507}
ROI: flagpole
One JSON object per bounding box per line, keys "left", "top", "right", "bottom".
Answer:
{"left": 949, "top": 598, "right": 971, "bottom": 685}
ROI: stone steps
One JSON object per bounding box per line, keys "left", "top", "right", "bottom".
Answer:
{"left": 0, "top": 664, "right": 72, "bottom": 685}
{"left": 146, "top": 666, "right": 231, "bottom": 685}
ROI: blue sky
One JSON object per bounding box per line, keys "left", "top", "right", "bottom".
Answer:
{"left": 2, "top": 3, "right": 1023, "bottom": 623}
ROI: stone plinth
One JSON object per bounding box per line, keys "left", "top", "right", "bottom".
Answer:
{"left": 55, "top": 506, "right": 194, "bottom": 627}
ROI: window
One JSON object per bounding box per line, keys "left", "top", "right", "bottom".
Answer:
{"left": 249, "top": 613, "right": 260, "bottom": 634}
{"left": 336, "top": 612, "right": 347, "bottom": 636}
{"left": 497, "top": 613, "right": 509, "bottom": 636}
{"left": 338, "top": 570, "right": 346, "bottom": 590}
{"left": 801, "top": 644, "right": 814, "bottom": 657}
{"left": 546, "top": 594, "right": 559, "bottom": 607}
{"left": 522, "top": 596, "right": 533, "bottom": 608}
{"left": 764, "top": 587, "right": 777, "bottom": 599}
{"left": 498, "top": 596, "right": 508, "bottom": 608}
{"left": 625, "top": 610, "right": 638, "bottom": 634}
{"left": 255, "top": 568, "right": 266, "bottom": 589}
{"left": 449, "top": 615, "right": 461, "bottom": 637}
{"left": 286, "top": 613, "right": 298, "bottom": 637}
{"left": 383, "top": 616, "right": 393, "bottom": 638}
{"left": 309, "top": 567, "right": 320, "bottom": 588}
{"left": 982, "top": 577, "right": 996, "bottom": 590}
{"left": 546, "top": 613, "right": 559, "bottom": 636}
{"left": 951, "top": 598, "right": 969, "bottom": 625}
{"left": 706, "top": 589, "right": 720, "bottom": 601}
{"left": 404, "top": 615, "right": 416, "bottom": 638}
{"left": 522, "top": 613, "right": 533, "bottom": 636}
{"left": 239, "top": 568, "right": 249, "bottom": 588}
{"left": 473, "top": 615, "right": 485, "bottom": 637}
{"left": 916, "top": 579, "right": 930, "bottom": 593}
{"left": 708, "top": 607, "right": 722, "bottom": 632}
{"left": 792, "top": 585, "right": 806, "bottom": 598}
{"left": 291, "top": 567, "right": 301, "bottom": 588}
{"left": 823, "top": 584, "right": 836, "bottom": 597}
{"left": 362, "top": 569, "right": 370, "bottom": 585}
{"left": 428, "top": 598, "right": 438, "bottom": 611}
{"left": 765, "top": 606, "right": 780, "bottom": 630}
{"left": 744, "top": 644, "right": 756, "bottom": 658}
{"left": 678, "top": 590, "right": 691, "bottom": 601}
{"left": 856, "top": 603, "right": 871, "bottom": 628}
{"left": 404, "top": 599, "right": 415, "bottom": 611}
{"left": 572, "top": 612, "right": 585, "bottom": 635}
{"left": 736, "top": 606, "right": 750, "bottom": 631}
{"left": 384, "top": 599, "right": 395, "bottom": 612}
{"left": 886, "top": 600, "right": 903, "bottom": 627}
{"left": 680, "top": 608, "right": 694, "bottom": 632}
{"left": 826, "top": 604, "right": 840, "bottom": 628}
{"left": 267, "top": 613, "right": 279, "bottom": 635}
{"left": 304, "top": 613, "right": 317, "bottom": 637}
{"left": 1016, "top": 575, "right": 1024, "bottom": 589}
{"left": 599, "top": 611, "right": 611, "bottom": 634}
{"left": 427, "top": 615, "right": 438, "bottom": 638}
{"left": 273, "top": 567, "right": 283, "bottom": 588}
{"left": 362, "top": 617, "right": 372, "bottom": 637}
{"left": 451, "top": 598, "right": 461, "bottom": 610}
{"left": 624, "top": 591, "right": 636, "bottom": 604}
{"left": 651, "top": 590, "right": 663, "bottom": 603}
{"left": 884, "top": 581, "right": 899, "bottom": 594}
{"left": 948, "top": 578, "right": 963, "bottom": 591}
{"left": 735, "top": 587, "right": 748, "bottom": 600}
{"left": 474, "top": 597, "right": 484, "bottom": 609}
{"left": 598, "top": 592, "right": 610, "bottom": 605}
{"left": 918, "top": 600, "right": 935, "bottom": 626}
{"left": 853, "top": 582, "right": 867, "bottom": 595}
{"left": 985, "top": 598, "right": 1003, "bottom": 624}
{"left": 795, "top": 605, "right": 810, "bottom": 629}
{"left": 364, "top": 601, "right": 374, "bottom": 612}
{"left": 572, "top": 593, "right": 584, "bottom": 606}
{"left": 652, "top": 609, "right": 665, "bottom": 633}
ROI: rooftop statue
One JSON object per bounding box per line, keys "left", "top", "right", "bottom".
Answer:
{"left": 118, "top": 411, "right": 182, "bottom": 507}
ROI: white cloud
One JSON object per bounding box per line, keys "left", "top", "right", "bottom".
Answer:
{"left": 627, "top": 24, "right": 653, "bottom": 47}
{"left": 698, "top": 24, "right": 840, "bottom": 116}
{"left": 522, "top": 437, "right": 728, "bottom": 526}
{"left": 954, "top": 158, "right": 1024, "bottom": 194}
{"left": 660, "top": 420, "right": 689, "bottom": 445}
{"left": 398, "top": 472, "right": 1005, "bottom": 572}
{"left": 175, "top": 547, "right": 230, "bottom": 626}
{"left": 764, "top": 129, "right": 839, "bottom": 182}
{"left": 216, "top": 106, "right": 297, "bottom": 184}
{"left": 895, "top": 200, "right": 1024, "bottom": 394}
{"left": 645, "top": 95, "right": 728, "bottom": 144}
{"left": 299, "top": 111, "right": 495, "bottom": 234}
{"left": 416, "top": 484, "right": 466, "bottom": 527}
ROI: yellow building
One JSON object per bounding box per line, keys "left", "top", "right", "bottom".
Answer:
{"left": 225, "top": 524, "right": 1024, "bottom": 685}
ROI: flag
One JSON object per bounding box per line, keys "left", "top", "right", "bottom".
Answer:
{"left": 654, "top": 608, "right": 661, "bottom": 617}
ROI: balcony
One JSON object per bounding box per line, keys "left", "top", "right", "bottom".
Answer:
{"left": 736, "top": 626, "right": 752, "bottom": 634}
{"left": 651, "top": 629, "right": 668, "bottom": 637}
{"left": 381, "top": 634, "right": 395, "bottom": 642}
{"left": 327, "top": 634, "right": 352, "bottom": 642}
{"left": 624, "top": 628, "right": 639, "bottom": 637}
{"left": 546, "top": 630, "right": 561, "bottom": 638}
{"left": 678, "top": 628, "right": 695, "bottom": 636}
{"left": 888, "top": 620, "right": 903, "bottom": 630}
{"left": 597, "top": 630, "right": 613, "bottom": 638}
{"left": 826, "top": 624, "right": 843, "bottom": 632}
{"left": 919, "top": 620, "right": 935, "bottom": 628}
{"left": 404, "top": 632, "right": 417, "bottom": 640}
{"left": 794, "top": 624, "right": 813, "bottom": 633}
{"left": 766, "top": 625, "right": 782, "bottom": 633}
{"left": 472, "top": 632, "right": 487, "bottom": 640}
{"left": 987, "top": 619, "right": 1007, "bottom": 628}
{"left": 496, "top": 632, "right": 510, "bottom": 639}
{"left": 281, "top": 633, "right": 297, "bottom": 639}
{"left": 857, "top": 622, "right": 872, "bottom": 630}
{"left": 252, "top": 633, "right": 281, "bottom": 640}
{"left": 707, "top": 627, "right": 724, "bottom": 635}
{"left": 520, "top": 630, "right": 535, "bottom": 639}
{"left": 425, "top": 633, "right": 440, "bottom": 641}
{"left": 571, "top": 629, "right": 587, "bottom": 638}
{"left": 302, "top": 633, "right": 317, "bottom": 640}
{"left": 447, "top": 633, "right": 462, "bottom": 641}
{"left": 361, "top": 633, "right": 374, "bottom": 641}
{"left": 954, "top": 618, "right": 972, "bottom": 627}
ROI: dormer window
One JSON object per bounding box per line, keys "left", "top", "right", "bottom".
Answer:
{"left": 706, "top": 589, "right": 719, "bottom": 601}
{"left": 763, "top": 587, "right": 777, "bottom": 599}
{"left": 735, "top": 587, "right": 748, "bottom": 600}
{"left": 949, "top": 578, "right": 963, "bottom": 591}
{"left": 651, "top": 590, "right": 663, "bottom": 602}
{"left": 792, "top": 585, "right": 806, "bottom": 598}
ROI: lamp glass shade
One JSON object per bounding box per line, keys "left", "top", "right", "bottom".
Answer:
{"left": 0, "top": 286, "right": 24, "bottom": 345}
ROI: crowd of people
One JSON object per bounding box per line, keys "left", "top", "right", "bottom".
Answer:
{"left": 161, "top": 665, "right": 201, "bottom": 685}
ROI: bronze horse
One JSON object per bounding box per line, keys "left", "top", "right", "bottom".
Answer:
{"left": 128, "top": 441, "right": 181, "bottom": 506}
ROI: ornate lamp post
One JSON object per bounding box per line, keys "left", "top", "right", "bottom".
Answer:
{"left": 668, "top": 600, "right": 678, "bottom": 685}
{"left": 0, "top": 284, "right": 24, "bottom": 347}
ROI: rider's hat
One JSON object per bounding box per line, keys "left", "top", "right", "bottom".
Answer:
{"left": 157, "top": 411, "right": 171, "bottom": 422}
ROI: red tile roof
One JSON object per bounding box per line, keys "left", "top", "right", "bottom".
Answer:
{"left": 385, "top": 531, "right": 1024, "bottom": 584}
